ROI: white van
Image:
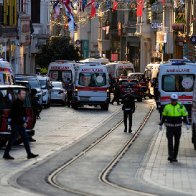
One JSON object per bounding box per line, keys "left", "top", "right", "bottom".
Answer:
{"left": 144, "top": 63, "right": 160, "bottom": 97}
{"left": 104, "top": 61, "right": 135, "bottom": 79}
{"left": 79, "top": 58, "right": 109, "bottom": 65}
{"left": 72, "top": 64, "right": 110, "bottom": 110}
{"left": 158, "top": 59, "right": 196, "bottom": 116}
{"left": 48, "top": 60, "right": 76, "bottom": 88}
{"left": 0, "top": 60, "right": 14, "bottom": 85}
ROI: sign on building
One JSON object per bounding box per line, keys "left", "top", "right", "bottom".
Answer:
{"left": 81, "top": 40, "right": 89, "bottom": 59}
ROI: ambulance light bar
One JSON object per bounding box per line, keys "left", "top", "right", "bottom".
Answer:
{"left": 169, "top": 59, "right": 186, "bottom": 65}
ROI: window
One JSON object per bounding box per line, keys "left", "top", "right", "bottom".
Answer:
{"left": 31, "top": 0, "right": 40, "bottom": 23}
{"left": 0, "top": 88, "right": 31, "bottom": 109}
{"left": 162, "top": 74, "right": 195, "bottom": 92}
{"left": 79, "top": 72, "right": 106, "bottom": 87}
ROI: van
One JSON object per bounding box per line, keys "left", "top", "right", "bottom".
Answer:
{"left": 104, "top": 61, "right": 135, "bottom": 79}
{"left": 0, "top": 85, "right": 35, "bottom": 147}
{"left": 0, "top": 59, "right": 14, "bottom": 85}
{"left": 72, "top": 64, "right": 110, "bottom": 110}
{"left": 144, "top": 63, "right": 160, "bottom": 97}
{"left": 48, "top": 60, "right": 76, "bottom": 89}
{"left": 192, "top": 79, "right": 196, "bottom": 149}
{"left": 158, "top": 59, "right": 196, "bottom": 116}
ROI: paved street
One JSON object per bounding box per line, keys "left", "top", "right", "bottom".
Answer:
{"left": 0, "top": 101, "right": 196, "bottom": 196}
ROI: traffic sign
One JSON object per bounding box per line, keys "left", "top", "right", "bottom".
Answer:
{"left": 190, "top": 36, "right": 196, "bottom": 44}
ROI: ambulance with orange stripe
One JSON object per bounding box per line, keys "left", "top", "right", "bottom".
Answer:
{"left": 158, "top": 59, "right": 196, "bottom": 116}
{"left": 72, "top": 64, "right": 110, "bottom": 110}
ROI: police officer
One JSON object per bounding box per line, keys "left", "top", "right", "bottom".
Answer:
{"left": 159, "top": 94, "right": 190, "bottom": 163}
{"left": 3, "top": 89, "right": 38, "bottom": 160}
{"left": 122, "top": 93, "right": 135, "bottom": 133}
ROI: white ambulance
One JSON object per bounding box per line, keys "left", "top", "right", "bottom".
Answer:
{"left": 158, "top": 59, "right": 196, "bottom": 116}
{"left": 104, "top": 61, "right": 135, "bottom": 79}
{"left": 48, "top": 60, "right": 76, "bottom": 88}
{"left": 0, "top": 59, "right": 14, "bottom": 85}
{"left": 72, "top": 64, "right": 110, "bottom": 110}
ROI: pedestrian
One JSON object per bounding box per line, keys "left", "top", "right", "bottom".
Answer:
{"left": 122, "top": 93, "right": 135, "bottom": 133}
{"left": 3, "top": 89, "right": 38, "bottom": 160}
{"left": 159, "top": 94, "right": 190, "bottom": 163}
{"left": 66, "top": 78, "right": 73, "bottom": 107}
{"left": 111, "top": 80, "right": 121, "bottom": 105}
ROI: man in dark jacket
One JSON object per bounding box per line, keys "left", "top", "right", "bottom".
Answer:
{"left": 3, "top": 89, "right": 38, "bottom": 160}
{"left": 122, "top": 93, "right": 135, "bottom": 133}
{"left": 111, "top": 80, "right": 121, "bottom": 105}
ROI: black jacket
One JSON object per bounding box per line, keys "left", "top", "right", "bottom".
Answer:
{"left": 9, "top": 98, "right": 26, "bottom": 126}
{"left": 122, "top": 94, "right": 135, "bottom": 112}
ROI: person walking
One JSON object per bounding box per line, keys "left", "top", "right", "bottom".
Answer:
{"left": 159, "top": 94, "right": 190, "bottom": 163}
{"left": 111, "top": 80, "right": 121, "bottom": 105}
{"left": 3, "top": 89, "right": 39, "bottom": 160}
{"left": 66, "top": 78, "right": 73, "bottom": 107}
{"left": 122, "top": 93, "right": 135, "bottom": 133}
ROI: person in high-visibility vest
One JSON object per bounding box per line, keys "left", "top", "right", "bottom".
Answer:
{"left": 159, "top": 94, "right": 190, "bottom": 163}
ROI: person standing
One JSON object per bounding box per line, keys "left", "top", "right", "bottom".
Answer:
{"left": 66, "top": 78, "right": 73, "bottom": 107}
{"left": 111, "top": 80, "right": 121, "bottom": 105}
{"left": 159, "top": 94, "right": 190, "bottom": 163}
{"left": 3, "top": 89, "right": 38, "bottom": 160}
{"left": 122, "top": 93, "right": 135, "bottom": 133}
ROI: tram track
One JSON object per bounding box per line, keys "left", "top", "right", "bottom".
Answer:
{"left": 47, "top": 104, "right": 154, "bottom": 196}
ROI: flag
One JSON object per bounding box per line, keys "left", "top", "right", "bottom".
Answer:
{"left": 90, "top": 0, "right": 96, "bottom": 18}
{"left": 161, "top": 0, "right": 166, "bottom": 6}
{"left": 112, "top": 1, "right": 118, "bottom": 11}
{"left": 136, "top": 0, "right": 144, "bottom": 17}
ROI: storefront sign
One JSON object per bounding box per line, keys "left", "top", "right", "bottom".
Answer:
{"left": 190, "top": 36, "right": 196, "bottom": 44}
{"left": 172, "top": 23, "right": 184, "bottom": 31}
{"left": 151, "top": 23, "right": 163, "bottom": 30}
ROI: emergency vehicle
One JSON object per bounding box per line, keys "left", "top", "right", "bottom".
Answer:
{"left": 79, "top": 58, "right": 109, "bottom": 65}
{"left": 0, "top": 59, "right": 14, "bottom": 85}
{"left": 48, "top": 60, "right": 76, "bottom": 88}
{"left": 72, "top": 64, "right": 110, "bottom": 110}
{"left": 158, "top": 59, "right": 196, "bottom": 116}
{"left": 144, "top": 63, "right": 160, "bottom": 97}
{"left": 104, "top": 61, "right": 135, "bottom": 79}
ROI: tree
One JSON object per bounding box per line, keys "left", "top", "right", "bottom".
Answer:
{"left": 36, "top": 36, "right": 80, "bottom": 68}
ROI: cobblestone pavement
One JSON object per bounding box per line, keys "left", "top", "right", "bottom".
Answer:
{"left": 0, "top": 105, "right": 121, "bottom": 196}
{"left": 142, "top": 110, "right": 196, "bottom": 196}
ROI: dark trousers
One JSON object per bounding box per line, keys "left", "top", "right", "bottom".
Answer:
{"left": 166, "top": 126, "right": 182, "bottom": 159}
{"left": 124, "top": 110, "right": 133, "bottom": 131}
{"left": 4, "top": 125, "right": 31, "bottom": 156}
{"left": 112, "top": 94, "right": 120, "bottom": 104}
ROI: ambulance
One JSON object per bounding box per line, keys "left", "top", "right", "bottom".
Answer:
{"left": 48, "top": 60, "right": 76, "bottom": 88}
{"left": 144, "top": 63, "right": 160, "bottom": 97}
{"left": 0, "top": 59, "right": 14, "bottom": 85}
{"left": 158, "top": 59, "right": 196, "bottom": 116}
{"left": 104, "top": 61, "right": 135, "bottom": 79}
{"left": 79, "top": 58, "right": 109, "bottom": 65}
{"left": 72, "top": 64, "right": 110, "bottom": 110}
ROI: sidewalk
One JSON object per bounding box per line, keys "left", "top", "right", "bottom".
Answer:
{"left": 142, "top": 112, "right": 196, "bottom": 195}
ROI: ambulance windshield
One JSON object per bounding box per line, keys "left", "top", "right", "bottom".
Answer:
{"left": 79, "top": 72, "right": 106, "bottom": 87}
{"left": 162, "top": 74, "right": 195, "bottom": 92}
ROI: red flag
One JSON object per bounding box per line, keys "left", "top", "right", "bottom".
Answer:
{"left": 161, "top": 0, "right": 166, "bottom": 6}
{"left": 162, "top": 0, "right": 165, "bottom": 5}
{"left": 91, "top": 0, "right": 96, "bottom": 18}
{"left": 112, "top": 1, "right": 118, "bottom": 11}
{"left": 137, "top": 0, "right": 144, "bottom": 17}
